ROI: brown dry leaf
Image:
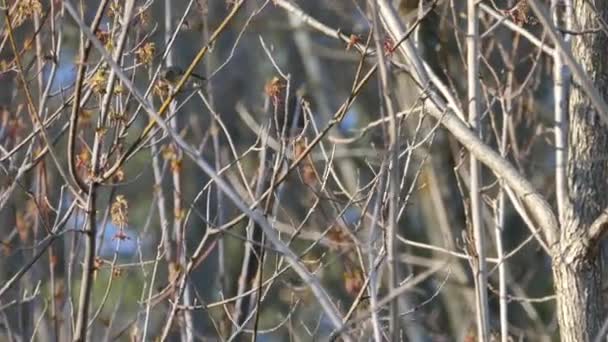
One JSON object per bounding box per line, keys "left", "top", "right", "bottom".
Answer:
{"left": 111, "top": 195, "right": 129, "bottom": 228}
{"left": 264, "top": 76, "right": 284, "bottom": 107}
{"left": 343, "top": 267, "right": 364, "bottom": 296}
{"left": 136, "top": 42, "right": 156, "bottom": 65}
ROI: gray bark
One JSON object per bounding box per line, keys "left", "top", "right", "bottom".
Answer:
{"left": 553, "top": 1, "right": 608, "bottom": 340}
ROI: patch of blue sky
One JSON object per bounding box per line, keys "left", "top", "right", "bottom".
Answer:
{"left": 339, "top": 108, "right": 359, "bottom": 133}
{"left": 43, "top": 49, "right": 76, "bottom": 93}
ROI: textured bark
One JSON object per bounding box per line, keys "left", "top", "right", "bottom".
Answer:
{"left": 554, "top": 0, "right": 608, "bottom": 340}
{"left": 552, "top": 242, "right": 602, "bottom": 341}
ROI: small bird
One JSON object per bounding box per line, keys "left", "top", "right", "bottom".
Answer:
{"left": 160, "top": 65, "right": 206, "bottom": 86}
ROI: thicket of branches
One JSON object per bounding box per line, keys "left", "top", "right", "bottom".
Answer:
{"left": 1, "top": 0, "right": 608, "bottom": 341}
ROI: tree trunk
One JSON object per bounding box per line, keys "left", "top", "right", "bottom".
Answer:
{"left": 552, "top": 242, "right": 603, "bottom": 341}
{"left": 554, "top": 1, "right": 608, "bottom": 340}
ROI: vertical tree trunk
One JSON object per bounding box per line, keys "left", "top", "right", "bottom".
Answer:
{"left": 553, "top": 251, "right": 602, "bottom": 341}
{"left": 554, "top": 1, "right": 608, "bottom": 340}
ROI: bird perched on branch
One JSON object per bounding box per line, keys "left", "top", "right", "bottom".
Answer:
{"left": 160, "top": 65, "right": 206, "bottom": 86}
